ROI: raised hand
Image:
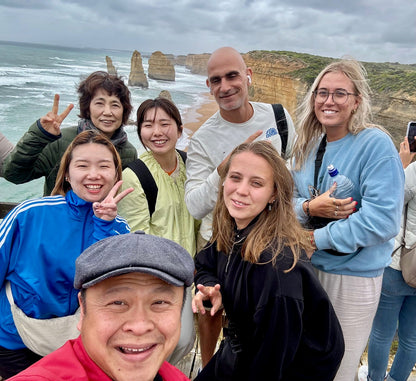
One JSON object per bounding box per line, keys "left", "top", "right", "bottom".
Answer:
{"left": 217, "top": 130, "right": 263, "bottom": 176}
{"left": 192, "top": 283, "right": 223, "bottom": 316}
{"left": 39, "top": 94, "right": 74, "bottom": 136}
{"left": 399, "top": 136, "right": 416, "bottom": 169}
{"left": 92, "top": 180, "right": 134, "bottom": 221}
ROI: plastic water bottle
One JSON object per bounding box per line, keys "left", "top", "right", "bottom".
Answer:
{"left": 327, "top": 164, "right": 354, "bottom": 199}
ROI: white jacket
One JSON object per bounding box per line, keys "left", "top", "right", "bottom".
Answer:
{"left": 391, "top": 161, "right": 416, "bottom": 270}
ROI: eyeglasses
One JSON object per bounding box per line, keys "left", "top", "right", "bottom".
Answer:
{"left": 313, "top": 89, "right": 358, "bottom": 105}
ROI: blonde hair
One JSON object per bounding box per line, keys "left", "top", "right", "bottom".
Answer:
{"left": 52, "top": 130, "right": 122, "bottom": 196}
{"left": 292, "top": 58, "right": 387, "bottom": 170}
{"left": 211, "top": 141, "right": 312, "bottom": 269}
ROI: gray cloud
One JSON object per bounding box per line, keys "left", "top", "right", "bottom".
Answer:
{"left": 0, "top": 0, "right": 415, "bottom": 63}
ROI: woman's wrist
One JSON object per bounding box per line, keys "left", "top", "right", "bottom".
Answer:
{"left": 304, "top": 199, "right": 311, "bottom": 217}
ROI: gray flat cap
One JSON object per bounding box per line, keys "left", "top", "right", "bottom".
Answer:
{"left": 74, "top": 231, "right": 194, "bottom": 289}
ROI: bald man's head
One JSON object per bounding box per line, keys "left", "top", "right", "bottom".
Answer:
{"left": 206, "top": 47, "right": 252, "bottom": 117}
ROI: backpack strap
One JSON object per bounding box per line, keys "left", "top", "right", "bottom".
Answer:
{"left": 126, "top": 150, "right": 187, "bottom": 217}
{"left": 127, "top": 159, "right": 158, "bottom": 217}
{"left": 271, "top": 104, "right": 288, "bottom": 159}
{"left": 176, "top": 149, "right": 187, "bottom": 163}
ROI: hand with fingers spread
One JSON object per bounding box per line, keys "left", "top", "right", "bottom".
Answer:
{"left": 399, "top": 136, "right": 416, "bottom": 169}
{"left": 39, "top": 94, "right": 74, "bottom": 136}
{"left": 217, "top": 130, "right": 263, "bottom": 176}
{"left": 192, "top": 283, "right": 222, "bottom": 316}
{"left": 305, "top": 182, "right": 357, "bottom": 220}
{"left": 93, "top": 180, "right": 134, "bottom": 221}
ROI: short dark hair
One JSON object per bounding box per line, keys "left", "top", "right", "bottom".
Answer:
{"left": 77, "top": 71, "right": 132, "bottom": 126}
{"left": 136, "top": 97, "right": 183, "bottom": 149}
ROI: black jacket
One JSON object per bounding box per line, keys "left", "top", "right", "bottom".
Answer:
{"left": 194, "top": 224, "right": 344, "bottom": 381}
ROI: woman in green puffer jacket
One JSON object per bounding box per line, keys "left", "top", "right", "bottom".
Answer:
{"left": 3, "top": 71, "right": 137, "bottom": 195}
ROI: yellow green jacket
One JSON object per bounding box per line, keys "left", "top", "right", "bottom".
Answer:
{"left": 119, "top": 151, "right": 198, "bottom": 256}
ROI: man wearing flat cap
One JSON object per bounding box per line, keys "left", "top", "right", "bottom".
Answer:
{"left": 8, "top": 231, "right": 194, "bottom": 381}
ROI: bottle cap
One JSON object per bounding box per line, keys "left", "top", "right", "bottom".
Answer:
{"left": 327, "top": 164, "right": 338, "bottom": 177}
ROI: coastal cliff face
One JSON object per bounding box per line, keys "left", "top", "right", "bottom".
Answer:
{"left": 148, "top": 51, "right": 175, "bottom": 81}
{"left": 128, "top": 50, "right": 148, "bottom": 88}
{"left": 242, "top": 52, "right": 309, "bottom": 122}
{"left": 183, "top": 51, "right": 416, "bottom": 146}
{"left": 372, "top": 93, "right": 416, "bottom": 144}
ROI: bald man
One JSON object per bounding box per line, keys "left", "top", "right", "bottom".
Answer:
{"left": 185, "top": 46, "right": 296, "bottom": 368}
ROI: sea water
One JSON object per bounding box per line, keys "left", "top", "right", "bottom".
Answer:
{"left": 0, "top": 41, "right": 209, "bottom": 202}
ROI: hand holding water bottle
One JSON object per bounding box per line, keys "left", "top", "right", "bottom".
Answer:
{"left": 305, "top": 184, "right": 356, "bottom": 220}
{"left": 304, "top": 165, "right": 357, "bottom": 220}
{"left": 39, "top": 94, "right": 74, "bottom": 136}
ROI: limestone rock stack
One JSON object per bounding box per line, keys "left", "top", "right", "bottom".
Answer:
{"left": 128, "top": 50, "right": 148, "bottom": 87}
{"left": 185, "top": 53, "right": 211, "bottom": 75}
{"left": 105, "top": 56, "right": 117, "bottom": 75}
{"left": 165, "top": 54, "right": 175, "bottom": 64}
{"left": 148, "top": 51, "right": 175, "bottom": 81}
{"left": 173, "top": 55, "right": 187, "bottom": 66}
{"left": 159, "top": 90, "right": 173, "bottom": 101}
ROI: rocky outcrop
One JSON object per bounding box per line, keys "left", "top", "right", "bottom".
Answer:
{"left": 173, "top": 55, "right": 187, "bottom": 66}
{"left": 148, "top": 51, "right": 175, "bottom": 81}
{"left": 105, "top": 56, "right": 117, "bottom": 75}
{"left": 185, "top": 54, "right": 211, "bottom": 75}
{"left": 165, "top": 54, "right": 175, "bottom": 64}
{"left": 128, "top": 50, "right": 148, "bottom": 88}
{"left": 159, "top": 90, "right": 173, "bottom": 101}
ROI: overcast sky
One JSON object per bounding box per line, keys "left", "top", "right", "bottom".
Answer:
{"left": 0, "top": 0, "right": 415, "bottom": 64}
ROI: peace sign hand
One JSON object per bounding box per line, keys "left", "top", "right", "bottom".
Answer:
{"left": 39, "top": 94, "right": 74, "bottom": 136}
{"left": 92, "top": 180, "right": 134, "bottom": 221}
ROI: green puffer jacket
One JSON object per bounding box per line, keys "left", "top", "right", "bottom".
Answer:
{"left": 3, "top": 120, "right": 137, "bottom": 195}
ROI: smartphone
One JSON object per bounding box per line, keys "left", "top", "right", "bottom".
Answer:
{"left": 406, "top": 121, "right": 416, "bottom": 152}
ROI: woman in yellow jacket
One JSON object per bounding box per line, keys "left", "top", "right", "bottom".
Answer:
{"left": 118, "top": 97, "right": 198, "bottom": 365}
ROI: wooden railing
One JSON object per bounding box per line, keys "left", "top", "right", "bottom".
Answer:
{"left": 0, "top": 202, "right": 18, "bottom": 219}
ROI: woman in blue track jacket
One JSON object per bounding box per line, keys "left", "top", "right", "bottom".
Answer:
{"left": 0, "top": 130, "right": 132, "bottom": 379}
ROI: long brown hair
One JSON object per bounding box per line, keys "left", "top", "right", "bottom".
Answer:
{"left": 212, "top": 141, "right": 312, "bottom": 269}
{"left": 51, "top": 130, "right": 122, "bottom": 196}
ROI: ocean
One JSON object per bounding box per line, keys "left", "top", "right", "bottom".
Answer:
{"left": 0, "top": 41, "right": 209, "bottom": 202}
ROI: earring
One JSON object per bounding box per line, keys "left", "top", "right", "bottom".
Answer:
{"left": 351, "top": 109, "right": 356, "bottom": 114}
{"left": 65, "top": 177, "right": 69, "bottom": 182}
{"left": 268, "top": 203, "right": 272, "bottom": 211}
